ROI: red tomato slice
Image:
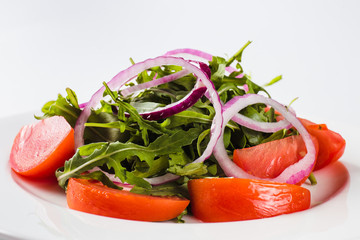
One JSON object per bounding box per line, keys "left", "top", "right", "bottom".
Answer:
{"left": 9, "top": 116, "right": 74, "bottom": 178}
{"left": 188, "top": 178, "right": 310, "bottom": 222}
{"left": 299, "top": 118, "right": 346, "bottom": 170}
{"left": 233, "top": 135, "right": 319, "bottom": 179}
{"left": 66, "top": 178, "right": 190, "bottom": 222}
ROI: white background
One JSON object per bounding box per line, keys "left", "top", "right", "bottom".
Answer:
{"left": 1, "top": 1, "right": 360, "bottom": 239}
{"left": 1, "top": 0, "right": 360, "bottom": 125}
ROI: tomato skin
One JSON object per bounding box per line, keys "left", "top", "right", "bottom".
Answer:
{"left": 188, "top": 178, "right": 310, "bottom": 222}
{"left": 9, "top": 116, "right": 74, "bottom": 178}
{"left": 250, "top": 109, "right": 345, "bottom": 171}
{"left": 299, "top": 118, "right": 346, "bottom": 170}
{"left": 66, "top": 178, "right": 190, "bottom": 222}
{"left": 233, "top": 135, "right": 319, "bottom": 179}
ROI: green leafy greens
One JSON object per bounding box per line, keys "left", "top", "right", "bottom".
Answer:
{"left": 37, "top": 42, "right": 301, "bottom": 221}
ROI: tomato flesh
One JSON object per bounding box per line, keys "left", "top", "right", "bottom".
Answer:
{"left": 233, "top": 135, "right": 318, "bottom": 179}
{"left": 9, "top": 116, "right": 74, "bottom": 178}
{"left": 266, "top": 108, "right": 345, "bottom": 169}
{"left": 66, "top": 178, "right": 190, "bottom": 222}
{"left": 188, "top": 178, "right": 310, "bottom": 222}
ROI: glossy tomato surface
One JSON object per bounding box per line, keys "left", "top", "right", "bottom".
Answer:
{"left": 299, "top": 118, "right": 346, "bottom": 170}
{"left": 188, "top": 178, "right": 311, "bottom": 222}
{"left": 233, "top": 135, "right": 318, "bottom": 179}
{"left": 9, "top": 116, "right": 74, "bottom": 178}
{"left": 66, "top": 178, "right": 190, "bottom": 222}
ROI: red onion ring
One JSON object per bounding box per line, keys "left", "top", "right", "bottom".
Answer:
{"left": 139, "top": 82, "right": 207, "bottom": 121}
{"left": 78, "top": 102, "right": 88, "bottom": 109}
{"left": 164, "top": 48, "right": 243, "bottom": 77}
{"left": 120, "top": 69, "right": 191, "bottom": 97}
{"left": 144, "top": 173, "right": 180, "bottom": 186}
{"left": 231, "top": 113, "right": 292, "bottom": 133}
{"left": 213, "top": 94, "right": 317, "bottom": 185}
{"left": 74, "top": 56, "right": 223, "bottom": 167}
{"left": 88, "top": 167, "right": 180, "bottom": 186}
{"left": 204, "top": 90, "right": 292, "bottom": 133}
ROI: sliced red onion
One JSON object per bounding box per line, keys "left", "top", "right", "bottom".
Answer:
{"left": 88, "top": 167, "right": 180, "bottom": 186}
{"left": 140, "top": 82, "right": 207, "bottom": 120}
{"left": 78, "top": 102, "right": 88, "bottom": 109}
{"left": 213, "top": 94, "right": 317, "bottom": 185}
{"left": 144, "top": 173, "right": 180, "bottom": 186}
{"left": 164, "top": 48, "right": 243, "bottom": 77}
{"left": 205, "top": 90, "right": 291, "bottom": 133}
{"left": 198, "top": 61, "right": 212, "bottom": 79}
{"left": 243, "top": 84, "right": 249, "bottom": 93}
{"left": 120, "top": 69, "right": 191, "bottom": 97}
{"left": 74, "top": 56, "right": 223, "bottom": 168}
{"left": 231, "top": 113, "right": 292, "bottom": 133}
{"left": 165, "top": 48, "right": 213, "bottom": 62}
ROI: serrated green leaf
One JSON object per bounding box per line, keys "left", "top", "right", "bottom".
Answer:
{"left": 36, "top": 94, "right": 81, "bottom": 127}
{"left": 168, "top": 162, "right": 208, "bottom": 177}
{"left": 132, "top": 155, "right": 169, "bottom": 178}
{"left": 65, "top": 87, "right": 79, "bottom": 109}
{"left": 166, "top": 111, "right": 212, "bottom": 129}
{"left": 56, "top": 128, "right": 201, "bottom": 189}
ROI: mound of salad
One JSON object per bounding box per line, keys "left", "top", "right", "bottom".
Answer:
{"left": 9, "top": 42, "right": 346, "bottom": 223}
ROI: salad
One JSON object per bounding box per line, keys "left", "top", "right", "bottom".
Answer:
{"left": 9, "top": 42, "right": 346, "bottom": 223}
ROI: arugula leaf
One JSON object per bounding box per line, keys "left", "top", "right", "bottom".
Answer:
{"left": 85, "top": 112, "right": 124, "bottom": 143}
{"left": 36, "top": 93, "right": 81, "bottom": 127}
{"left": 130, "top": 182, "right": 189, "bottom": 198}
{"left": 246, "top": 76, "right": 271, "bottom": 98}
{"left": 130, "top": 101, "right": 165, "bottom": 113}
{"left": 207, "top": 164, "right": 218, "bottom": 175}
{"left": 44, "top": 42, "right": 291, "bottom": 202}
{"left": 132, "top": 155, "right": 169, "bottom": 178}
{"left": 176, "top": 209, "right": 188, "bottom": 223}
{"left": 240, "top": 105, "right": 268, "bottom": 122}
{"left": 65, "top": 87, "right": 80, "bottom": 109}
{"left": 166, "top": 111, "right": 213, "bottom": 129}
{"left": 167, "top": 74, "right": 197, "bottom": 91}
{"left": 168, "top": 162, "right": 208, "bottom": 177}
{"left": 169, "top": 151, "right": 192, "bottom": 166}
{"left": 103, "top": 82, "right": 174, "bottom": 145}
{"left": 241, "top": 126, "right": 266, "bottom": 146}
{"left": 263, "top": 75, "right": 283, "bottom": 87}
{"left": 196, "top": 129, "right": 210, "bottom": 156}
{"left": 56, "top": 128, "right": 201, "bottom": 189}
{"left": 261, "top": 129, "right": 288, "bottom": 144}
{"left": 209, "top": 56, "right": 227, "bottom": 83}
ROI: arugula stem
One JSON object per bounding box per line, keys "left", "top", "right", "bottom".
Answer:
{"left": 226, "top": 41, "right": 252, "bottom": 67}
{"left": 85, "top": 122, "right": 136, "bottom": 132}
{"left": 129, "top": 57, "right": 135, "bottom": 65}
{"left": 222, "top": 76, "right": 247, "bottom": 85}
{"left": 308, "top": 172, "right": 317, "bottom": 185}
{"left": 263, "top": 75, "right": 283, "bottom": 87}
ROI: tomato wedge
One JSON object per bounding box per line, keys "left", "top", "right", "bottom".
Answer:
{"left": 259, "top": 109, "right": 345, "bottom": 171}
{"left": 299, "top": 118, "right": 346, "bottom": 170}
{"left": 66, "top": 178, "right": 190, "bottom": 222}
{"left": 188, "top": 178, "right": 310, "bottom": 222}
{"left": 233, "top": 135, "right": 319, "bottom": 179}
{"left": 9, "top": 116, "right": 74, "bottom": 178}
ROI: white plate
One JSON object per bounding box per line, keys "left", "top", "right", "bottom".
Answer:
{"left": 1, "top": 113, "right": 359, "bottom": 240}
